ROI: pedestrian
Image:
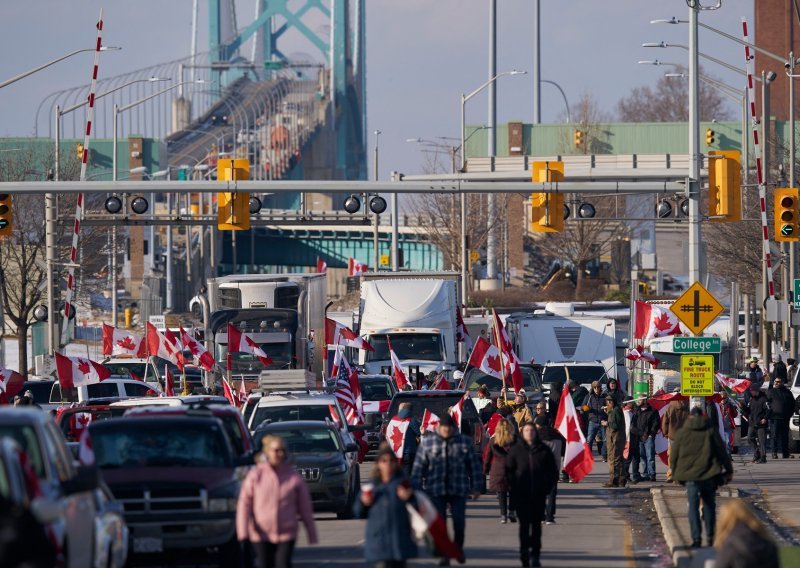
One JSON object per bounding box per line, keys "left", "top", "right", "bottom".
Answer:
{"left": 746, "top": 357, "right": 765, "bottom": 387}
{"left": 769, "top": 355, "right": 787, "bottom": 388}
{"left": 482, "top": 418, "right": 517, "bottom": 524}
{"left": 533, "top": 415, "right": 565, "bottom": 524}
{"left": 622, "top": 399, "right": 641, "bottom": 484}
{"left": 411, "top": 413, "right": 481, "bottom": 566}
{"left": 511, "top": 390, "right": 533, "bottom": 427}
{"left": 670, "top": 406, "right": 734, "bottom": 548}
{"left": 661, "top": 393, "right": 689, "bottom": 481}
{"left": 745, "top": 384, "right": 769, "bottom": 463}
{"left": 568, "top": 380, "right": 589, "bottom": 434}
{"left": 605, "top": 378, "right": 624, "bottom": 406}
{"left": 766, "top": 376, "right": 794, "bottom": 459}
{"left": 718, "top": 390, "right": 739, "bottom": 453}
{"left": 236, "top": 435, "right": 318, "bottom": 568}
{"left": 505, "top": 422, "right": 558, "bottom": 568}
{"left": 395, "top": 402, "right": 421, "bottom": 477}
{"left": 356, "top": 443, "right": 418, "bottom": 568}
{"left": 786, "top": 357, "right": 798, "bottom": 385}
{"left": 533, "top": 401, "right": 548, "bottom": 424}
{"left": 472, "top": 385, "right": 492, "bottom": 413}
{"left": 22, "top": 390, "right": 40, "bottom": 409}
{"left": 635, "top": 395, "right": 660, "bottom": 482}
{"left": 498, "top": 403, "right": 519, "bottom": 433}
{"left": 546, "top": 381, "right": 563, "bottom": 425}
{"left": 713, "top": 500, "right": 779, "bottom": 568}
{"left": 602, "top": 395, "right": 626, "bottom": 487}
{"left": 583, "top": 381, "right": 607, "bottom": 462}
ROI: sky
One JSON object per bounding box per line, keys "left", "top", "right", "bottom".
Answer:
{"left": 0, "top": 0, "right": 756, "bottom": 179}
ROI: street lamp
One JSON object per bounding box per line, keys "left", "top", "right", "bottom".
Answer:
{"left": 0, "top": 46, "right": 121, "bottom": 89}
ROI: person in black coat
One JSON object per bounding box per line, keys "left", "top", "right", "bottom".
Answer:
{"left": 769, "top": 356, "right": 787, "bottom": 388}
{"left": 546, "top": 381, "right": 563, "bottom": 424}
{"left": 766, "top": 377, "right": 794, "bottom": 458}
{"left": 635, "top": 397, "right": 660, "bottom": 481}
{"left": 745, "top": 385, "right": 770, "bottom": 463}
{"left": 505, "top": 422, "right": 558, "bottom": 568}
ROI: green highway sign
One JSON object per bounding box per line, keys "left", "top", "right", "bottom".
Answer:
{"left": 264, "top": 61, "right": 287, "bottom": 70}
{"left": 672, "top": 336, "right": 721, "bottom": 353}
{"left": 795, "top": 279, "right": 800, "bottom": 310}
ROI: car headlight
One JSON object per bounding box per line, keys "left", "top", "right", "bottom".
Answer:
{"left": 323, "top": 463, "right": 347, "bottom": 475}
{"left": 209, "top": 498, "right": 238, "bottom": 512}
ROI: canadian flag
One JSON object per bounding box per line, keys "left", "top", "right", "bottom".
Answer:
{"left": 647, "top": 390, "right": 686, "bottom": 465}
{"left": 492, "top": 310, "right": 524, "bottom": 394}
{"left": 146, "top": 323, "right": 184, "bottom": 368}
{"left": 316, "top": 257, "right": 327, "bottom": 273}
{"left": 0, "top": 368, "right": 25, "bottom": 404}
{"left": 347, "top": 257, "right": 368, "bottom": 277}
{"left": 78, "top": 428, "right": 95, "bottom": 466}
{"left": 102, "top": 324, "right": 146, "bottom": 357}
{"left": 626, "top": 345, "right": 660, "bottom": 369}
{"left": 634, "top": 301, "right": 681, "bottom": 340}
{"left": 163, "top": 365, "right": 175, "bottom": 397}
{"left": 421, "top": 408, "right": 441, "bottom": 432}
{"left": 715, "top": 372, "right": 752, "bottom": 394}
{"left": 239, "top": 376, "right": 248, "bottom": 405}
{"left": 386, "top": 416, "right": 411, "bottom": 458}
{"left": 387, "top": 337, "right": 410, "bottom": 390}
{"left": 362, "top": 400, "right": 391, "bottom": 414}
{"left": 325, "top": 317, "right": 374, "bottom": 351}
{"left": 180, "top": 327, "right": 216, "bottom": 372}
{"left": 554, "top": 383, "right": 594, "bottom": 482}
{"left": 227, "top": 324, "right": 273, "bottom": 366}
{"left": 406, "top": 491, "right": 464, "bottom": 561}
{"left": 55, "top": 353, "right": 111, "bottom": 389}
{"left": 456, "top": 308, "right": 473, "bottom": 351}
{"left": 431, "top": 374, "right": 450, "bottom": 391}
{"left": 466, "top": 337, "right": 503, "bottom": 379}
{"left": 449, "top": 394, "right": 467, "bottom": 431}
{"left": 221, "top": 377, "right": 237, "bottom": 406}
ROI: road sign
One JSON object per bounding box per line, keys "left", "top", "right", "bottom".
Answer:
{"left": 264, "top": 61, "right": 287, "bottom": 70}
{"left": 680, "top": 354, "right": 714, "bottom": 395}
{"left": 670, "top": 281, "right": 725, "bottom": 336}
{"left": 380, "top": 254, "right": 390, "bottom": 266}
{"left": 672, "top": 337, "right": 721, "bottom": 353}
{"left": 795, "top": 279, "right": 800, "bottom": 310}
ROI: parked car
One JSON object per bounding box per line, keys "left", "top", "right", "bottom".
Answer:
{"left": 50, "top": 377, "right": 161, "bottom": 405}
{"left": 89, "top": 413, "right": 251, "bottom": 563}
{"left": 0, "top": 407, "right": 127, "bottom": 567}
{"left": 252, "top": 420, "right": 360, "bottom": 519}
{"left": 357, "top": 374, "right": 397, "bottom": 453}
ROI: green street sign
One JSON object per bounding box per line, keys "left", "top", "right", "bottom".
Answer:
{"left": 795, "top": 279, "right": 800, "bottom": 310}
{"left": 672, "top": 336, "right": 721, "bottom": 353}
{"left": 264, "top": 61, "right": 287, "bottom": 70}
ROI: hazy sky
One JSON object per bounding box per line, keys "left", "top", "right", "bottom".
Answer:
{"left": 0, "top": 1, "right": 755, "bottom": 178}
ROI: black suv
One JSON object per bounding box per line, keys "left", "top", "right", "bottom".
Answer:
{"left": 253, "top": 420, "right": 360, "bottom": 519}
{"left": 89, "top": 414, "right": 251, "bottom": 563}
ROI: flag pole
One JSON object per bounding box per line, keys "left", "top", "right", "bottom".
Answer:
{"left": 491, "top": 309, "right": 509, "bottom": 402}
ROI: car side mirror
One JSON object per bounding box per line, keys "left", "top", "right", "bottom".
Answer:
{"left": 345, "top": 442, "right": 359, "bottom": 453}
{"left": 62, "top": 465, "right": 100, "bottom": 496}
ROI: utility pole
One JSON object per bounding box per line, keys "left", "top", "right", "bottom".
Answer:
{"left": 486, "top": 0, "right": 498, "bottom": 287}
{"left": 532, "top": 0, "right": 541, "bottom": 124}
{"left": 789, "top": 52, "right": 797, "bottom": 355}
{"left": 687, "top": 4, "right": 701, "bottom": 286}
{"left": 373, "top": 130, "right": 381, "bottom": 272}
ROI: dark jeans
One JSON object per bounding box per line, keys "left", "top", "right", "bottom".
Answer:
{"left": 749, "top": 425, "right": 768, "bottom": 460}
{"left": 686, "top": 480, "right": 716, "bottom": 543}
{"left": 431, "top": 496, "right": 467, "bottom": 553}
{"left": 545, "top": 483, "right": 558, "bottom": 522}
{"left": 638, "top": 437, "right": 656, "bottom": 479}
{"left": 497, "top": 490, "right": 509, "bottom": 518}
{"left": 253, "top": 539, "right": 296, "bottom": 568}
{"left": 586, "top": 421, "right": 606, "bottom": 458}
{"left": 624, "top": 438, "right": 641, "bottom": 480}
{"left": 517, "top": 497, "right": 546, "bottom": 563}
{"left": 769, "top": 418, "right": 790, "bottom": 457}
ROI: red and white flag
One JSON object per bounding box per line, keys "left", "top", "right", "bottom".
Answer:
{"left": 554, "top": 383, "right": 594, "bottom": 482}
{"left": 431, "top": 374, "right": 450, "bottom": 391}
{"left": 387, "top": 337, "right": 410, "bottom": 390}
{"left": 325, "top": 317, "right": 374, "bottom": 351}
{"left": 146, "top": 322, "right": 184, "bottom": 368}
{"left": 78, "top": 428, "right": 95, "bottom": 466}
{"left": 239, "top": 376, "right": 247, "bottom": 405}
{"left": 406, "top": 491, "right": 463, "bottom": 561}
{"left": 449, "top": 394, "right": 467, "bottom": 431}
{"left": 647, "top": 390, "right": 687, "bottom": 465}
{"left": 55, "top": 353, "right": 111, "bottom": 389}
{"left": 348, "top": 257, "right": 368, "bottom": 277}
{"left": 221, "top": 377, "right": 237, "bottom": 406}
{"left": 332, "top": 348, "right": 364, "bottom": 425}
{"left": 625, "top": 345, "right": 659, "bottom": 369}
{"left": 492, "top": 310, "right": 524, "bottom": 393}
{"left": 456, "top": 308, "right": 473, "bottom": 351}
{"left": 466, "top": 338, "right": 503, "bottom": 379}
{"left": 362, "top": 400, "right": 391, "bottom": 414}
{"left": 227, "top": 324, "right": 273, "bottom": 366}
{"left": 163, "top": 365, "right": 175, "bottom": 397}
{"left": 715, "top": 372, "right": 752, "bottom": 394}
{"left": 386, "top": 416, "right": 411, "bottom": 458}
{"left": 102, "top": 323, "right": 146, "bottom": 357}
{"left": 634, "top": 301, "right": 681, "bottom": 340}
{"left": 0, "top": 368, "right": 25, "bottom": 404}
{"left": 316, "top": 256, "right": 327, "bottom": 273}
{"left": 180, "top": 327, "right": 216, "bottom": 372}
{"left": 421, "top": 408, "right": 441, "bottom": 432}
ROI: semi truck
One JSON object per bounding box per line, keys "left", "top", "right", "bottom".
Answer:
{"left": 357, "top": 272, "right": 461, "bottom": 379}
{"left": 200, "top": 273, "right": 327, "bottom": 392}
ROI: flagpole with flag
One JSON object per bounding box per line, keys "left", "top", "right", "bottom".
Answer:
{"left": 491, "top": 309, "right": 509, "bottom": 402}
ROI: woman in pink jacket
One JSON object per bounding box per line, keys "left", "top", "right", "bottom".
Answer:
{"left": 236, "top": 435, "right": 318, "bottom": 568}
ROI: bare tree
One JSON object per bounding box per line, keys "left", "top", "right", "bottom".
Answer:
{"left": 560, "top": 91, "right": 614, "bottom": 155}
{"left": 617, "top": 65, "right": 733, "bottom": 122}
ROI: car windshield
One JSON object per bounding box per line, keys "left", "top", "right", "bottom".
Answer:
{"left": 92, "top": 421, "right": 230, "bottom": 468}
{"left": 103, "top": 363, "right": 147, "bottom": 380}
{"left": 216, "top": 342, "right": 293, "bottom": 372}
{"left": 21, "top": 382, "right": 53, "bottom": 404}
{"left": 361, "top": 381, "right": 393, "bottom": 401}
{"left": 367, "top": 334, "right": 443, "bottom": 362}
{"left": 250, "top": 404, "right": 341, "bottom": 430}
{"left": 255, "top": 428, "right": 340, "bottom": 454}
{"left": 0, "top": 425, "right": 44, "bottom": 477}
{"left": 465, "top": 366, "right": 541, "bottom": 393}
{"left": 216, "top": 414, "right": 246, "bottom": 456}
{"left": 543, "top": 366, "right": 607, "bottom": 384}
{"left": 386, "top": 395, "right": 468, "bottom": 422}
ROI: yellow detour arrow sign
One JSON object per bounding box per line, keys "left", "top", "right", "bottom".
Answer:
{"left": 670, "top": 281, "right": 724, "bottom": 336}
{"left": 680, "top": 354, "right": 714, "bottom": 396}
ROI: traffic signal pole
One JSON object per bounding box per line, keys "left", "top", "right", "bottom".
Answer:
{"left": 688, "top": 4, "right": 702, "bottom": 286}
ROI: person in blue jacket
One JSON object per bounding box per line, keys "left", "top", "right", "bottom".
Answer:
{"left": 355, "top": 443, "right": 418, "bottom": 568}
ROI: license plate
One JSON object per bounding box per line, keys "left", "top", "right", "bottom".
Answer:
{"left": 133, "top": 536, "right": 163, "bottom": 553}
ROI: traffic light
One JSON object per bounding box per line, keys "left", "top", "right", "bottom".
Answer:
{"left": 0, "top": 194, "right": 11, "bottom": 237}
{"left": 708, "top": 150, "right": 741, "bottom": 222}
{"left": 531, "top": 161, "right": 565, "bottom": 232}
{"left": 217, "top": 159, "right": 251, "bottom": 231}
{"left": 705, "top": 128, "right": 715, "bottom": 146}
{"left": 774, "top": 187, "right": 799, "bottom": 242}
{"left": 573, "top": 129, "right": 584, "bottom": 147}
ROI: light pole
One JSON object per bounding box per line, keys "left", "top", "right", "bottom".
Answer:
{"left": 372, "top": 129, "right": 382, "bottom": 272}
{"left": 0, "top": 46, "right": 120, "bottom": 89}
{"left": 541, "top": 80, "right": 571, "bottom": 123}
{"left": 460, "top": 70, "right": 526, "bottom": 300}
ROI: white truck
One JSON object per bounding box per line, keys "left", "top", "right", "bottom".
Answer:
{"left": 357, "top": 272, "right": 460, "bottom": 380}
{"left": 201, "top": 273, "right": 327, "bottom": 392}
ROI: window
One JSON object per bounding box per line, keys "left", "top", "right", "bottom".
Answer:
{"left": 361, "top": 382, "right": 393, "bottom": 401}
{"left": 43, "top": 424, "right": 72, "bottom": 482}
{"left": 256, "top": 428, "right": 340, "bottom": 454}
{"left": 0, "top": 426, "right": 45, "bottom": 478}
{"left": 367, "top": 334, "right": 444, "bottom": 362}
{"left": 104, "top": 363, "right": 147, "bottom": 380}
{"left": 250, "top": 404, "right": 338, "bottom": 430}
{"left": 124, "top": 383, "right": 159, "bottom": 398}
{"left": 87, "top": 383, "right": 120, "bottom": 399}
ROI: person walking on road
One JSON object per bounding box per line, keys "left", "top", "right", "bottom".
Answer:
{"left": 714, "top": 500, "right": 779, "bottom": 568}
{"left": 411, "top": 413, "right": 481, "bottom": 566}
{"left": 584, "top": 381, "right": 607, "bottom": 462}
{"left": 602, "top": 395, "right": 626, "bottom": 487}
{"left": 745, "top": 384, "right": 770, "bottom": 463}
{"left": 661, "top": 394, "right": 689, "bottom": 481}
{"left": 483, "top": 418, "right": 517, "bottom": 524}
{"left": 670, "top": 406, "right": 734, "bottom": 548}
{"left": 605, "top": 379, "right": 624, "bottom": 406}
{"left": 746, "top": 357, "right": 765, "bottom": 387}
{"left": 766, "top": 377, "right": 794, "bottom": 459}
{"left": 356, "top": 443, "right": 418, "bottom": 568}
{"left": 510, "top": 390, "right": 533, "bottom": 427}
{"left": 622, "top": 399, "right": 641, "bottom": 484}
{"left": 769, "top": 355, "right": 787, "bottom": 389}
{"left": 506, "top": 422, "right": 558, "bottom": 567}
{"left": 635, "top": 396, "right": 660, "bottom": 481}
{"left": 533, "top": 415, "right": 565, "bottom": 524}
{"left": 236, "top": 435, "right": 318, "bottom": 568}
